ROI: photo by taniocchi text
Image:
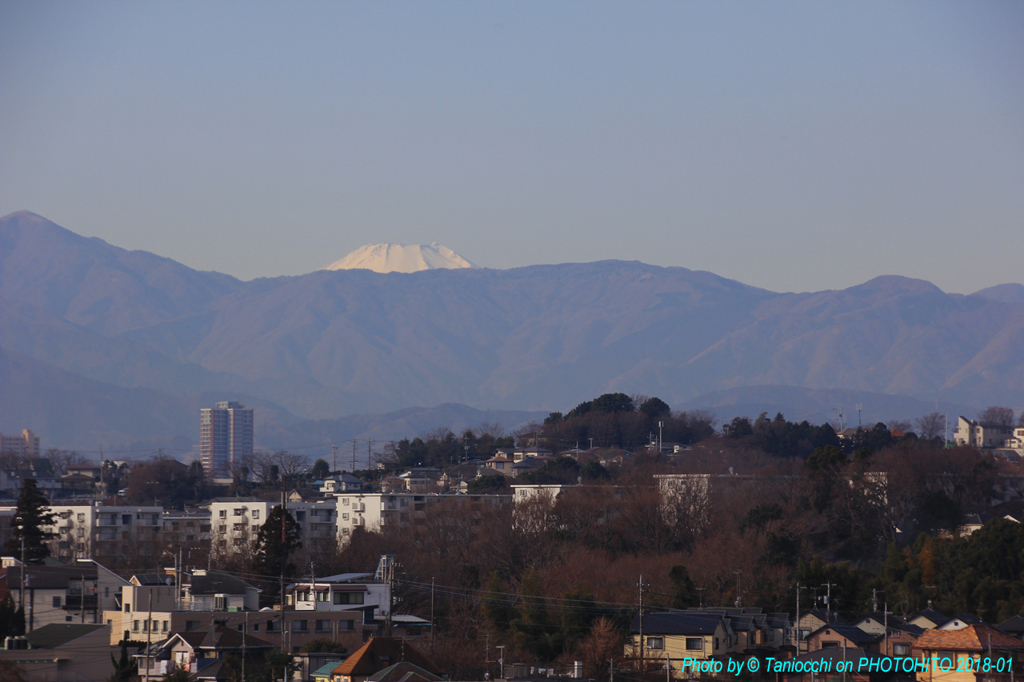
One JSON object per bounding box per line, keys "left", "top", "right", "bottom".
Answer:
{"left": 675, "top": 655, "right": 1016, "bottom": 676}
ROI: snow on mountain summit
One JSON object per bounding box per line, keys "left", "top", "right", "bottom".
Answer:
{"left": 323, "top": 243, "right": 477, "bottom": 273}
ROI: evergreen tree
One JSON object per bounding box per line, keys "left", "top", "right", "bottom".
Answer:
{"left": 6, "top": 479, "right": 56, "bottom": 564}
{"left": 253, "top": 506, "right": 301, "bottom": 599}
{"left": 108, "top": 639, "right": 137, "bottom": 682}
{"left": 0, "top": 595, "right": 24, "bottom": 638}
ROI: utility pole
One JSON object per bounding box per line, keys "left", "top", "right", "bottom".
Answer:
{"left": 280, "top": 475, "right": 288, "bottom": 658}
{"left": 638, "top": 575, "right": 646, "bottom": 672}
{"left": 497, "top": 645, "right": 505, "bottom": 679}
{"left": 821, "top": 582, "right": 835, "bottom": 621}
{"left": 332, "top": 445, "right": 338, "bottom": 474}
{"left": 146, "top": 591, "right": 153, "bottom": 677}
{"left": 352, "top": 439, "right": 357, "bottom": 472}
{"left": 430, "top": 577, "right": 435, "bottom": 644}
{"left": 734, "top": 570, "right": 743, "bottom": 608}
{"left": 658, "top": 421, "right": 664, "bottom": 454}
{"left": 368, "top": 439, "right": 374, "bottom": 471}
{"left": 242, "top": 611, "right": 247, "bottom": 682}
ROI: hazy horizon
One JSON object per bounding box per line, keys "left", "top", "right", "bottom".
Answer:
{"left": 2, "top": 2, "right": 1023, "bottom": 294}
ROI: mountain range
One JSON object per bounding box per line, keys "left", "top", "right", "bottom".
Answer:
{"left": 1, "top": 210, "right": 1022, "bottom": 455}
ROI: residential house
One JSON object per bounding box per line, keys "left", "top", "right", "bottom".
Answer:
{"left": 911, "top": 625, "right": 1024, "bottom": 682}
{"left": 328, "top": 637, "right": 443, "bottom": 682}
{"left": 937, "top": 614, "right": 990, "bottom": 631}
{"left": 512, "top": 447, "right": 552, "bottom": 462}
{"left": 397, "top": 468, "right": 442, "bottom": 493}
{"left": 997, "top": 615, "right": 1024, "bottom": 640}
{"left": 907, "top": 608, "right": 949, "bottom": 630}
{"left": 510, "top": 456, "right": 552, "bottom": 477}
{"left": 0, "top": 623, "right": 117, "bottom": 680}
{"left": 853, "top": 614, "right": 924, "bottom": 657}
{"left": 805, "top": 624, "right": 881, "bottom": 653}
{"left": 483, "top": 455, "right": 513, "bottom": 474}
{"left": 954, "top": 417, "right": 1015, "bottom": 449}
{"left": 135, "top": 626, "right": 275, "bottom": 682}
{"left": 628, "top": 613, "right": 730, "bottom": 666}
{"left": 321, "top": 473, "right": 366, "bottom": 495}
{"left": 0, "top": 559, "right": 128, "bottom": 631}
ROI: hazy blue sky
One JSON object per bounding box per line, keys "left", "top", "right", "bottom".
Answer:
{"left": 2, "top": 1, "right": 1022, "bottom": 294}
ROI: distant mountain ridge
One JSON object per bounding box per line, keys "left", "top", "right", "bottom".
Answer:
{"left": 1, "top": 211, "right": 1023, "bottom": 452}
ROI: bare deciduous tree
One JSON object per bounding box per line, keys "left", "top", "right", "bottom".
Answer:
{"left": 978, "top": 406, "right": 1014, "bottom": 426}
{"left": 915, "top": 412, "right": 946, "bottom": 440}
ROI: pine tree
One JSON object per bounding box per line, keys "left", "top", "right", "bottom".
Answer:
{"left": 253, "top": 506, "right": 301, "bottom": 599}
{"left": 6, "top": 479, "right": 56, "bottom": 564}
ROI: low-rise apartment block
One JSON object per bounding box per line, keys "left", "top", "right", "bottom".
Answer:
{"left": 333, "top": 493, "right": 510, "bottom": 540}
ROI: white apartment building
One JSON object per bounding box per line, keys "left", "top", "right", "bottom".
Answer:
{"left": 208, "top": 497, "right": 338, "bottom": 553}
{"left": 333, "top": 492, "right": 511, "bottom": 541}
{"left": 0, "top": 429, "right": 40, "bottom": 458}
{"left": 45, "top": 503, "right": 164, "bottom": 564}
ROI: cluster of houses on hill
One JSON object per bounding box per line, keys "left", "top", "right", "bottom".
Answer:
{"left": 0, "top": 553, "right": 432, "bottom": 681}
{"left": 631, "top": 607, "right": 1024, "bottom": 682}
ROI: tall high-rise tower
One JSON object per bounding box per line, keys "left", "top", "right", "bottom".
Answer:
{"left": 200, "top": 401, "right": 253, "bottom": 478}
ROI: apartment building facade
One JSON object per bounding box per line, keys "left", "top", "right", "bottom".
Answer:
{"left": 200, "top": 402, "right": 254, "bottom": 478}
{"left": 45, "top": 503, "right": 165, "bottom": 564}
{"left": 333, "top": 492, "right": 511, "bottom": 541}
{"left": 208, "top": 497, "right": 338, "bottom": 555}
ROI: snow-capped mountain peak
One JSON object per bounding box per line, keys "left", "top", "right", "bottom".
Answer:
{"left": 322, "top": 243, "right": 477, "bottom": 273}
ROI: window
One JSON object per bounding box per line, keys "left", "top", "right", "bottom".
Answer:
{"left": 333, "top": 591, "right": 365, "bottom": 605}
{"left": 686, "top": 638, "right": 703, "bottom": 651}
{"left": 317, "top": 591, "right": 329, "bottom": 602}
{"left": 252, "top": 510, "right": 259, "bottom": 519}
{"left": 253, "top": 624, "right": 259, "bottom": 632}
{"left": 163, "top": 621, "right": 168, "bottom": 632}
{"left": 316, "top": 620, "right": 331, "bottom": 632}
{"left": 343, "top": 513, "right": 349, "bottom": 520}
{"left": 292, "top": 620, "right": 308, "bottom": 633}
{"left": 234, "top": 508, "right": 244, "bottom": 516}
{"left": 124, "top": 604, "right": 131, "bottom": 613}
{"left": 185, "top": 621, "right": 200, "bottom": 631}
{"left": 296, "top": 511, "right": 306, "bottom": 522}
{"left": 122, "top": 515, "right": 131, "bottom": 525}
{"left": 219, "top": 510, "right": 227, "bottom": 518}
{"left": 340, "top": 620, "right": 354, "bottom": 631}
{"left": 715, "top": 638, "right": 719, "bottom": 649}
{"left": 894, "top": 644, "right": 910, "bottom": 656}
{"left": 133, "top": 620, "right": 140, "bottom": 631}
{"left": 266, "top": 621, "right": 279, "bottom": 632}
{"left": 215, "top": 596, "right": 227, "bottom": 610}
{"left": 646, "top": 637, "right": 664, "bottom": 650}
{"left": 77, "top": 513, "right": 85, "bottom": 522}
{"left": 53, "top": 596, "right": 62, "bottom": 607}
{"left": 822, "top": 642, "right": 839, "bottom": 649}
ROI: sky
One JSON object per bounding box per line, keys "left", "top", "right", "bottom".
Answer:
{"left": 1, "top": 1, "right": 1022, "bottom": 294}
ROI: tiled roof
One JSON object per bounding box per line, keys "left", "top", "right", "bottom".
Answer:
{"left": 632, "top": 613, "right": 723, "bottom": 635}
{"left": 25, "top": 623, "right": 107, "bottom": 649}
{"left": 332, "top": 637, "right": 442, "bottom": 677}
{"left": 809, "top": 624, "right": 882, "bottom": 646}
{"left": 914, "top": 625, "right": 1024, "bottom": 651}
